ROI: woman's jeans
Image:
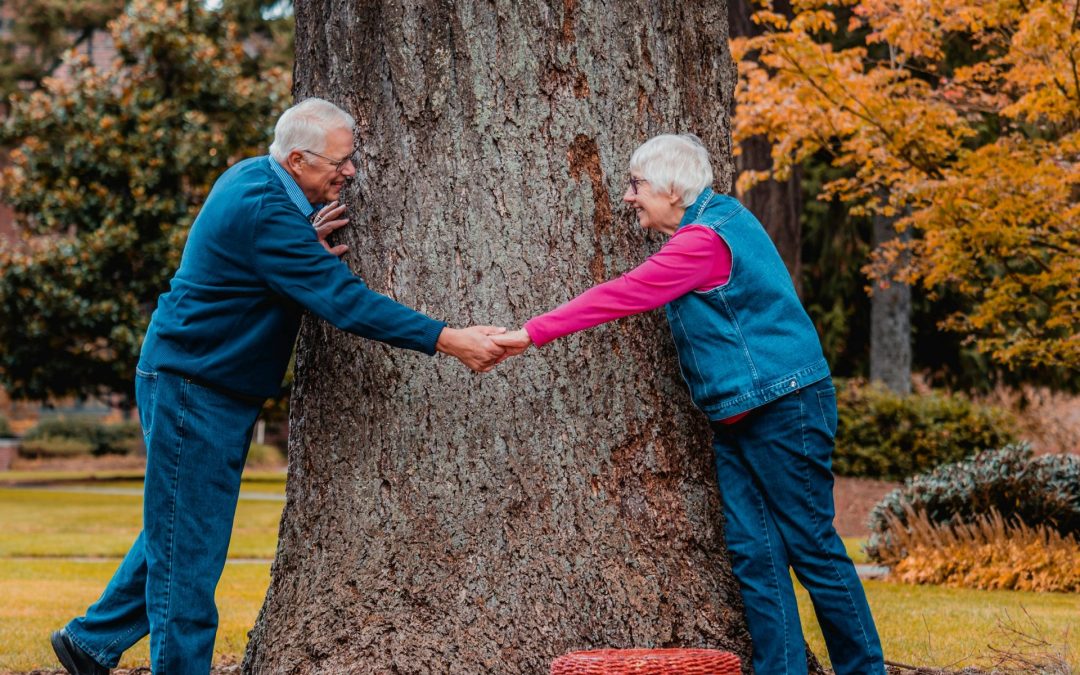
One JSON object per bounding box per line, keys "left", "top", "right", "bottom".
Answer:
{"left": 64, "top": 367, "right": 262, "bottom": 674}
{"left": 711, "top": 378, "right": 884, "bottom": 675}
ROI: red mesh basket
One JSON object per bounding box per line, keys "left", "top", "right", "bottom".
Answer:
{"left": 551, "top": 648, "right": 741, "bottom": 675}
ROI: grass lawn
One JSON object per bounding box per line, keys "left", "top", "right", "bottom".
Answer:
{"left": 0, "top": 558, "right": 267, "bottom": 671}
{"left": 1, "top": 475, "right": 1076, "bottom": 672}
{"left": 799, "top": 580, "right": 1079, "bottom": 671}
{"left": 0, "top": 488, "right": 282, "bottom": 559}
{"left": 842, "top": 536, "right": 869, "bottom": 564}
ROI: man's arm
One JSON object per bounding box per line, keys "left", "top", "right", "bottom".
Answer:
{"left": 253, "top": 200, "right": 505, "bottom": 370}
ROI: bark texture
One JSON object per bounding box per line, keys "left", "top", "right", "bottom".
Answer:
{"left": 244, "top": 2, "right": 814, "bottom": 672}
{"left": 870, "top": 211, "right": 912, "bottom": 394}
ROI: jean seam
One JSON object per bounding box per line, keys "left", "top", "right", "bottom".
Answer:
{"left": 673, "top": 309, "right": 710, "bottom": 398}
{"left": 100, "top": 619, "right": 142, "bottom": 664}
{"left": 756, "top": 491, "right": 791, "bottom": 672}
{"left": 159, "top": 376, "right": 189, "bottom": 670}
{"left": 802, "top": 384, "right": 876, "bottom": 668}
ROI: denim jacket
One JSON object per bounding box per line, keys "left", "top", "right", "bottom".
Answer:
{"left": 664, "top": 188, "right": 829, "bottom": 420}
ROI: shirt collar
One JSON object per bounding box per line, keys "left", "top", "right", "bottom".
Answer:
{"left": 267, "top": 156, "right": 316, "bottom": 219}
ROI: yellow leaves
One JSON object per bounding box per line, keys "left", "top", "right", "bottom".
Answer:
{"left": 753, "top": 10, "right": 792, "bottom": 30}
{"left": 790, "top": 9, "right": 839, "bottom": 33}
{"left": 733, "top": 0, "right": 1080, "bottom": 369}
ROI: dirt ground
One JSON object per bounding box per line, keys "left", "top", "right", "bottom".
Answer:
{"left": 7, "top": 454, "right": 148, "bottom": 472}
{"left": 832, "top": 475, "right": 899, "bottom": 537}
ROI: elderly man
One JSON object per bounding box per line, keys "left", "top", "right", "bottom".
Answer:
{"left": 50, "top": 98, "right": 505, "bottom": 675}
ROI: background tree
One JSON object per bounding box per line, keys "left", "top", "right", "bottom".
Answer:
{"left": 0, "top": 0, "right": 124, "bottom": 100}
{"left": 728, "top": 0, "right": 805, "bottom": 294}
{"left": 217, "top": 0, "right": 297, "bottom": 74}
{"left": 733, "top": 0, "right": 1080, "bottom": 373}
{"left": 245, "top": 1, "right": 824, "bottom": 672}
{"left": 0, "top": 0, "right": 290, "bottom": 402}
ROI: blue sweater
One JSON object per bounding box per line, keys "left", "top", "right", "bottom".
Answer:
{"left": 140, "top": 156, "right": 446, "bottom": 398}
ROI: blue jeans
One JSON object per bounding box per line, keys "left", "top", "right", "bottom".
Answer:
{"left": 711, "top": 378, "right": 884, "bottom": 675}
{"left": 65, "top": 367, "right": 262, "bottom": 674}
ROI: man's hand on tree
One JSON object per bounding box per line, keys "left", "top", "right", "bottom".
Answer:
{"left": 312, "top": 200, "right": 349, "bottom": 257}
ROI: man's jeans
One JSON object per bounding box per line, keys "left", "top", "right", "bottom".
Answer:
{"left": 711, "top": 378, "right": 884, "bottom": 675}
{"left": 65, "top": 367, "right": 262, "bottom": 674}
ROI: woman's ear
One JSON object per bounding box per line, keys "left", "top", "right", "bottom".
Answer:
{"left": 667, "top": 189, "right": 683, "bottom": 207}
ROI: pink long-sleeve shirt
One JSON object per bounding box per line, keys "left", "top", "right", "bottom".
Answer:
{"left": 524, "top": 225, "right": 748, "bottom": 423}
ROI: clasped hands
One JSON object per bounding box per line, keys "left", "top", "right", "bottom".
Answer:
{"left": 436, "top": 327, "right": 532, "bottom": 373}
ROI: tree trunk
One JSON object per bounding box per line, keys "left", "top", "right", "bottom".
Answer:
{"left": 728, "top": 0, "right": 803, "bottom": 296}
{"left": 245, "top": 1, "right": 821, "bottom": 672}
{"left": 870, "top": 211, "right": 912, "bottom": 394}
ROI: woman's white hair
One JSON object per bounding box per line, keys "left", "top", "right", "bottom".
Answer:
{"left": 629, "top": 134, "right": 713, "bottom": 207}
{"left": 269, "top": 98, "right": 356, "bottom": 163}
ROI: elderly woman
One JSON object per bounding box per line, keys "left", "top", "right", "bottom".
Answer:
{"left": 495, "top": 134, "right": 884, "bottom": 675}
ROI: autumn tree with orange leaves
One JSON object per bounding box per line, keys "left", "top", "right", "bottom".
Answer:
{"left": 733, "top": 0, "right": 1079, "bottom": 370}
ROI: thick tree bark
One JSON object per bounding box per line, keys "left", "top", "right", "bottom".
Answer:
{"left": 245, "top": 1, "right": 822, "bottom": 672}
{"left": 728, "top": 0, "right": 803, "bottom": 296}
{"left": 870, "top": 211, "right": 912, "bottom": 394}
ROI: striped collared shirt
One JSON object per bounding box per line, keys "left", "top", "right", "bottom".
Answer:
{"left": 267, "top": 156, "right": 316, "bottom": 220}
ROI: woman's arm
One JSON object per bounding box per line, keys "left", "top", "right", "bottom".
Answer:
{"left": 497, "top": 226, "right": 731, "bottom": 351}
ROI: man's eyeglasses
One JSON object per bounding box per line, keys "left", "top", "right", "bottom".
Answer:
{"left": 628, "top": 176, "right": 648, "bottom": 195}
{"left": 303, "top": 149, "right": 355, "bottom": 173}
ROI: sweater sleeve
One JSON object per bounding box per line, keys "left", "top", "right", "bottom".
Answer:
{"left": 252, "top": 201, "right": 446, "bottom": 354}
{"left": 524, "top": 226, "right": 731, "bottom": 346}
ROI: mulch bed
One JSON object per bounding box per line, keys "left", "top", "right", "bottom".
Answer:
{"left": 833, "top": 475, "right": 899, "bottom": 537}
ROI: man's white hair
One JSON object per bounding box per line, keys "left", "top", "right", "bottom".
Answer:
{"left": 629, "top": 134, "right": 713, "bottom": 207}
{"left": 269, "top": 98, "right": 356, "bottom": 163}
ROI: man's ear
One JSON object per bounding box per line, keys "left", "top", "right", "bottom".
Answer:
{"left": 286, "top": 150, "right": 306, "bottom": 173}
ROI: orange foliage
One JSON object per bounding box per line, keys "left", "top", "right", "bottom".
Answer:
{"left": 733, "top": 0, "right": 1080, "bottom": 369}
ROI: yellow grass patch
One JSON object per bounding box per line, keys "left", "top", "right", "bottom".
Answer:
{"left": 876, "top": 509, "right": 1080, "bottom": 593}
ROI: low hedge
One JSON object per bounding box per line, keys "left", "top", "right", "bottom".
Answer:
{"left": 20, "top": 417, "right": 141, "bottom": 457}
{"left": 0, "top": 415, "right": 11, "bottom": 438}
{"left": 18, "top": 436, "right": 95, "bottom": 458}
{"left": 834, "top": 378, "right": 1016, "bottom": 480}
{"left": 866, "top": 444, "right": 1080, "bottom": 562}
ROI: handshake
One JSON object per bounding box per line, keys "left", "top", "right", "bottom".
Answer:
{"left": 435, "top": 326, "right": 533, "bottom": 373}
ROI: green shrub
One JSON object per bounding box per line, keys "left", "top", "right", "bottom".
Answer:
{"left": 21, "top": 417, "right": 142, "bottom": 456}
{"left": 866, "top": 444, "right": 1080, "bottom": 562}
{"left": 19, "top": 436, "right": 95, "bottom": 458}
{"left": 834, "top": 378, "right": 1016, "bottom": 480}
{"left": 0, "top": 415, "right": 11, "bottom": 438}
{"left": 246, "top": 443, "right": 285, "bottom": 468}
